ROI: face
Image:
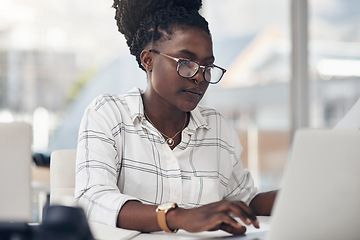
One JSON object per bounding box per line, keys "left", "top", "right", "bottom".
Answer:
{"left": 143, "top": 26, "right": 214, "bottom": 113}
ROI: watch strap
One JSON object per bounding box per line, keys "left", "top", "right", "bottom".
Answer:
{"left": 156, "top": 203, "right": 178, "bottom": 233}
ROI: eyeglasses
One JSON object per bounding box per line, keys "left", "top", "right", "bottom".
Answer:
{"left": 149, "top": 49, "right": 226, "bottom": 84}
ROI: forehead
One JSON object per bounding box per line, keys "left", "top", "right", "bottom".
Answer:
{"left": 155, "top": 27, "right": 213, "bottom": 59}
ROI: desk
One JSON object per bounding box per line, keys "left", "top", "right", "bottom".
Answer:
{"left": 90, "top": 216, "right": 271, "bottom": 240}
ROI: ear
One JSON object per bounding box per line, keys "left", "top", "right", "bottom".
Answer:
{"left": 140, "top": 50, "right": 153, "bottom": 72}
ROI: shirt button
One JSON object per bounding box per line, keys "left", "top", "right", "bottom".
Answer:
{"left": 174, "top": 190, "right": 180, "bottom": 197}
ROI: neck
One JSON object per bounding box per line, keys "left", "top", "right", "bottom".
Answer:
{"left": 142, "top": 92, "right": 186, "bottom": 127}
{"left": 141, "top": 93, "right": 188, "bottom": 139}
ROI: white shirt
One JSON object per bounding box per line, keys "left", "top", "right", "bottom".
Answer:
{"left": 75, "top": 88, "right": 257, "bottom": 227}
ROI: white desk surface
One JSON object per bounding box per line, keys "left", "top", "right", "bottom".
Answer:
{"left": 90, "top": 216, "right": 271, "bottom": 240}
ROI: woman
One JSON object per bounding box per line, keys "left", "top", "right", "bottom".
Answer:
{"left": 75, "top": 0, "right": 276, "bottom": 235}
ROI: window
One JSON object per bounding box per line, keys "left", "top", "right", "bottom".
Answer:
{"left": 203, "top": 0, "right": 291, "bottom": 191}
{"left": 309, "top": 0, "right": 360, "bottom": 128}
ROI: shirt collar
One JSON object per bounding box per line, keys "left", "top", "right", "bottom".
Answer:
{"left": 124, "top": 87, "right": 210, "bottom": 132}
{"left": 186, "top": 106, "right": 210, "bottom": 134}
{"left": 124, "top": 87, "right": 145, "bottom": 122}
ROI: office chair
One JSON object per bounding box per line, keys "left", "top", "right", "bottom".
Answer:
{"left": 50, "top": 149, "right": 76, "bottom": 206}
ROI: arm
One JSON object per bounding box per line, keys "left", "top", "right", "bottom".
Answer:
{"left": 117, "top": 201, "right": 158, "bottom": 232}
{"left": 75, "top": 97, "right": 137, "bottom": 226}
{"left": 249, "top": 190, "right": 277, "bottom": 216}
{"left": 117, "top": 200, "right": 260, "bottom": 235}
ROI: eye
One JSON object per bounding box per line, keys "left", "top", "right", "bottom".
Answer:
{"left": 178, "top": 59, "right": 198, "bottom": 77}
{"left": 204, "top": 63, "right": 215, "bottom": 68}
{"left": 179, "top": 59, "right": 196, "bottom": 68}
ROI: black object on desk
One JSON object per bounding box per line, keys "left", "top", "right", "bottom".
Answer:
{"left": 0, "top": 222, "right": 33, "bottom": 240}
{"left": 0, "top": 206, "right": 93, "bottom": 240}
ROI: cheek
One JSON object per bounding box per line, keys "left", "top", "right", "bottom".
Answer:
{"left": 150, "top": 69, "right": 179, "bottom": 101}
{"left": 152, "top": 71, "right": 172, "bottom": 90}
{"left": 152, "top": 64, "right": 181, "bottom": 89}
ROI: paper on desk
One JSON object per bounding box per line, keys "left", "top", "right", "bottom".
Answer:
{"left": 334, "top": 97, "right": 360, "bottom": 130}
{"left": 89, "top": 221, "right": 140, "bottom": 240}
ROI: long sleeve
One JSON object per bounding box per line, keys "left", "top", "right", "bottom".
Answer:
{"left": 224, "top": 129, "right": 258, "bottom": 205}
{"left": 74, "top": 90, "right": 259, "bottom": 226}
{"left": 74, "top": 96, "right": 137, "bottom": 227}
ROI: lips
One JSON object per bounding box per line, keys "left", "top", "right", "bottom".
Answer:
{"left": 183, "top": 88, "right": 203, "bottom": 96}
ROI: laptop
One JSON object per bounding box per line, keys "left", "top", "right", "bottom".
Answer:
{"left": 0, "top": 122, "right": 33, "bottom": 222}
{"left": 237, "top": 129, "right": 360, "bottom": 240}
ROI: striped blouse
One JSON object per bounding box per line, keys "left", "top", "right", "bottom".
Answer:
{"left": 75, "top": 87, "right": 257, "bottom": 227}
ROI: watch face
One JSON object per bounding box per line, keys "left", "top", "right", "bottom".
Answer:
{"left": 158, "top": 202, "right": 176, "bottom": 210}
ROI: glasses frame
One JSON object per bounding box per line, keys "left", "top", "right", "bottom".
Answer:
{"left": 149, "top": 49, "right": 226, "bottom": 84}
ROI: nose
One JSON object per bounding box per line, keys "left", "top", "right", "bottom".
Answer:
{"left": 190, "top": 67, "right": 205, "bottom": 85}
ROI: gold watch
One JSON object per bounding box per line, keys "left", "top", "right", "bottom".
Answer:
{"left": 156, "top": 202, "right": 178, "bottom": 233}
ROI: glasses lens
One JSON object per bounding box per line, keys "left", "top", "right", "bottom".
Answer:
{"left": 204, "top": 66, "right": 224, "bottom": 83}
{"left": 178, "top": 60, "right": 199, "bottom": 78}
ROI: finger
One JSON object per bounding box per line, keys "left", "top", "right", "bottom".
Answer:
{"left": 220, "top": 212, "right": 251, "bottom": 231}
{"left": 214, "top": 201, "right": 259, "bottom": 228}
{"left": 207, "top": 212, "right": 246, "bottom": 232}
{"left": 229, "top": 202, "right": 259, "bottom": 228}
{"left": 197, "top": 213, "right": 232, "bottom": 232}
{"left": 237, "top": 201, "right": 257, "bottom": 221}
{"left": 219, "top": 223, "right": 247, "bottom": 235}
{"left": 216, "top": 200, "right": 257, "bottom": 222}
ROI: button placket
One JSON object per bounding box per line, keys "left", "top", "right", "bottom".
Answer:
{"left": 162, "top": 144, "right": 182, "bottom": 203}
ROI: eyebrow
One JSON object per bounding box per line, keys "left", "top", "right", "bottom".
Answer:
{"left": 178, "top": 49, "right": 215, "bottom": 63}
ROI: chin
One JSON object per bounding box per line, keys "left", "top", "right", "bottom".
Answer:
{"left": 180, "top": 101, "right": 199, "bottom": 112}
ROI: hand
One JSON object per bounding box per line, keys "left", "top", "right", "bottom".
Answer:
{"left": 168, "top": 200, "right": 259, "bottom": 235}
{"left": 249, "top": 190, "right": 277, "bottom": 216}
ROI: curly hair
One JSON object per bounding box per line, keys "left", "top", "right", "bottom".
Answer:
{"left": 112, "top": 0, "right": 211, "bottom": 71}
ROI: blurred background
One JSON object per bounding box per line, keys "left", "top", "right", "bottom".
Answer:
{"left": 1, "top": 0, "right": 360, "bottom": 196}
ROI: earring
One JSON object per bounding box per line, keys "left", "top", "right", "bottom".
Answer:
{"left": 193, "top": 79, "right": 199, "bottom": 85}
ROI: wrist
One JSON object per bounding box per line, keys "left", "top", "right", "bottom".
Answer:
{"left": 156, "top": 202, "right": 180, "bottom": 233}
{"left": 166, "top": 206, "right": 185, "bottom": 231}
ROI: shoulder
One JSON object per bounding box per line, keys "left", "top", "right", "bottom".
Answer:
{"left": 193, "top": 105, "right": 243, "bottom": 159}
{"left": 193, "top": 104, "right": 237, "bottom": 137}
{"left": 83, "top": 88, "right": 143, "bottom": 124}
{"left": 195, "top": 105, "right": 229, "bottom": 126}
{"left": 81, "top": 94, "right": 123, "bottom": 126}
{"left": 91, "top": 94, "right": 123, "bottom": 109}
{"left": 197, "top": 105, "right": 223, "bottom": 118}
{"left": 88, "top": 88, "right": 141, "bottom": 112}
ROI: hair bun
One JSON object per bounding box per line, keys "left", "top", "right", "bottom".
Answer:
{"left": 169, "top": 0, "right": 202, "bottom": 12}
{"left": 113, "top": 0, "right": 203, "bottom": 43}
